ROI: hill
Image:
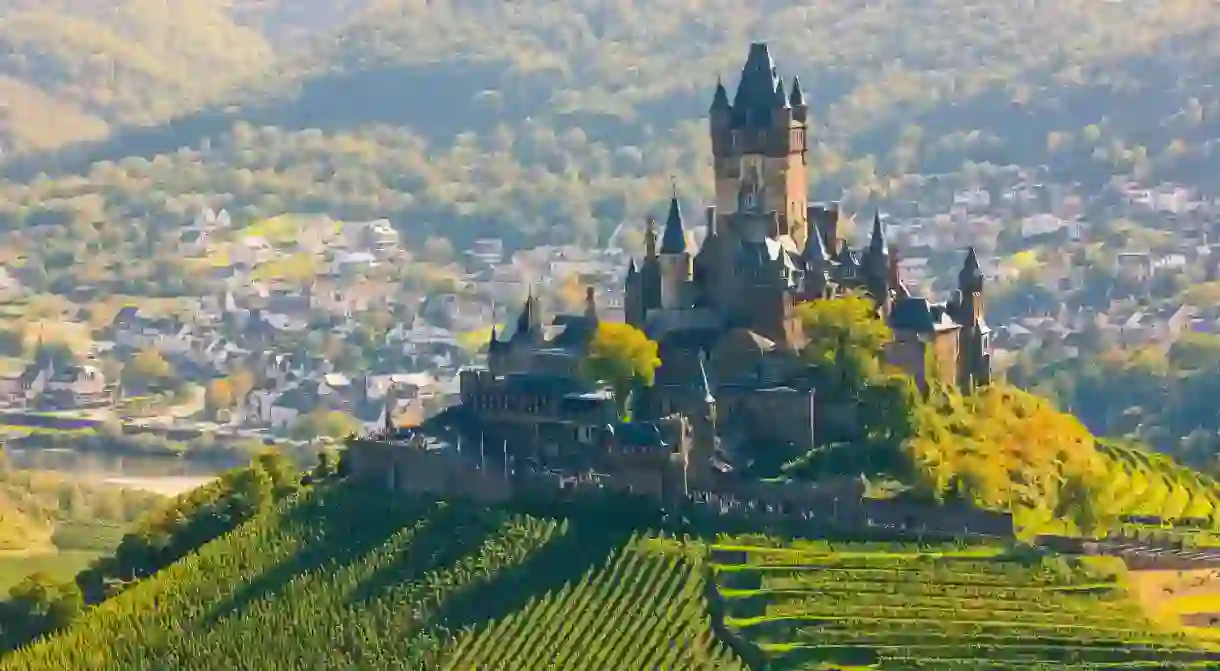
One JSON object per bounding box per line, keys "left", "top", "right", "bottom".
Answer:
{"left": 7, "top": 479, "right": 1220, "bottom": 670}
{"left": 0, "top": 0, "right": 277, "bottom": 153}
{"left": 3, "top": 0, "right": 1220, "bottom": 255}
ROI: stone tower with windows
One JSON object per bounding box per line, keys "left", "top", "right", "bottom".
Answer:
{"left": 709, "top": 42, "right": 810, "bottom": 252}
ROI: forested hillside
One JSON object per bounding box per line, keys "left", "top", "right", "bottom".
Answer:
{"left": 2, "top": 0, "right": 1220, "bottom": 251}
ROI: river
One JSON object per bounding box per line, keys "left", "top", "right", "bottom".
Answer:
{"left": 4, "top": 447, "right": 228, "bottom": 496}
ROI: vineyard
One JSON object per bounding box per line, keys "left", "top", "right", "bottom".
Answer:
{"left": 442, "top": 535, "right": 743, "bottom": 670}
{"left": 10, "top": 477, "right": 1220, "bottom": 670}
{"left": 711, "top": 537, "right": 1220, "bottom": 670}
{"left": 1, "top": 485, "right": 568, "bottom": 670}
{"left": 0, "top": 484, "right": 746, "bottom": 671}
{"left": 1096, "top": 440, "right": 1220, "bottom": 526}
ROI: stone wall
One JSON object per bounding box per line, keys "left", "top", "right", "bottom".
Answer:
{"left": 346, "top": 436, "right": 1013, "bottom": 540}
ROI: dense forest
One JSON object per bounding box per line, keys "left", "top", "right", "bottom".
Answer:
{"left": 2, "top": 0, "right": 1220, "bottom": 251}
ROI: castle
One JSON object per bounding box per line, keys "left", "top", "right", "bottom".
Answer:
{"left": 349, "top": 43, "right": 993, "bottom": 513}
{"left": 460, "top": 43, "right": 991, "bottom": 462}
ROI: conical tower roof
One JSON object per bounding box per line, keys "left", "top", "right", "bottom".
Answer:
{"left": 660, "top": 186, "right": 688, "bottom": 254}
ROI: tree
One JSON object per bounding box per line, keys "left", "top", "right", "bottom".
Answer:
{"left": 125, "top": 348, "right": 172, "bottom": 385}
{"left": 581, "top": 322, "right": 661, "bottom": 418}
{"left": 291, "top": 409, "right": 361, "bottom": 440}
{"left": 229, "top": 369, "right": 256, "bottom": 401}
{"left": 0, "top": 572, "right": 83, "bottom": 648}
{"left": 205, "top": 378, "right": 234, "bottom": 418}
{"left": 796, "top": 292, "right": 893, "bottom": 387}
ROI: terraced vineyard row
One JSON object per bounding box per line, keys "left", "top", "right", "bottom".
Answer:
{"left": 711, "top": 539, "right": 1220, "bottom": 670}
{"left": 442, "top": 534, "right": 744, "bottom": 670}
{"left": 3, "top": 487, "right": 566, "bottom": 670}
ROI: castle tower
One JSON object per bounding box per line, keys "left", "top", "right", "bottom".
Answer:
{"left": 955, "top": 247, "right": 992, "bottom": 390}
{"left": 512, "top": 290, "right": 543, "bottom": 342}
{"left": 864, "top": 211, "right": 891, "bottom": 311}
{"left": 635, "top": 217, "right": 663, "bottom": 318}
{"left": 624, "top": 259, "right": 643, "bottom": 328}
{"left": 658, "top": 188, "right": 693, "bottom": 309}
{"left": 711, "top": 43, "right": 809, "bottom": 251}
{"left": 800, "top": 219, "right": 830, "bottom": 300}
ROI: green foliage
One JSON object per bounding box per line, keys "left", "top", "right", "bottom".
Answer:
{"left": 4, "top": 0, "right": 1220, "bottom": 295}
{"left": 1014, "top": 339, "right": 1220, "bottom": 471}
{"left": 4, "top": 488, "right": 571, "bottom": 669}
{"left": 581, "top": 321, "right": 661, "bottom": 418}
{"left": 75, "top": 451, "right": 299, "bottom": 604}
{"left": 712, "top": 538, "right": 1219, "bottom": 670}
{"left": 289, "top": 409, "right": 360, "bottom": 441}
{"left": 0, "top": 466, "right": 163, "bottom": 553}
{"left": 797, "top": 292, "right": 893, "bottom": 385}
{"left": 0, "top": 571, "right": 83, "bottom": 651}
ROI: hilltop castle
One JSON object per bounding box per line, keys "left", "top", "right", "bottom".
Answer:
{"left": 379, "top": 42, "right": 991, "bottom": 506}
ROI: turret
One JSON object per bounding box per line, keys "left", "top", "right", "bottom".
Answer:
{"left": 710, "top": 77, "right": 730, "bottom": 115}
{"left": 513, "top": 289, "right": 542, "bottom": 341}
{"left": 710, "top": 77, "right": 732, "bottom": 157}
{"left": 864, "top": 211, "right": 889, "bottom": 303}
{"left": 958, "top": 247, "right": 984, "bottom": 320}
{"left": 789, "top": 76, "right": 808, "bottom": 123}
{"left": 645, "top": 217, "right": 658, "bottom": 259}
{"left": 660, "top": 187, "right": 688, "bottom": 255}
{"left": 801, "top": 221, "right": 830, "bottom": 299}
{"left": 624, "top": 259, "right": 644, "bottom": 328}
{"left": 955, "top": 247, "right": 991, "bottom": 390}
{"left": 959, "top": 246, "right": 984, "bottom": 295}
{"left": 658, "top": 187, "right": 693, "bottom": 309}
{"left": 867, "top": 210, "right": 888, "bottom": 260}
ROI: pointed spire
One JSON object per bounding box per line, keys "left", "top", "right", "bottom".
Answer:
{"left": 963, "top": 246, "right": 981, "bottom": 274}
{"left": 959, "top": 246, "right": 984, "bottom": 289}
{"left": 774, "top": 78, "right": 789, "bottom": 109}
{"left": 645, "top": 217, "right": 658, "bottom": 258}
{"left": 627, "top": 258, "right": 637, "bottom": 276}
{"left": 803, "top": 220, "right": 828, "bottom": 264}
{"left": 789, "top": 76, "right": 806, "bottom": 107}
{"left": 660, "top": 183, "right": 687, "bottom": 254}
{"left": 734, "top": 42, "right": 779, "bottom": 116}
{"left": 710, "top": 76, "right": 730, "bottom": 113}
{"left": 515, "top": 289, "right": 540, "bottom": 339}
{"left": 869, "top": 210, "right": 887, "bottom": 257}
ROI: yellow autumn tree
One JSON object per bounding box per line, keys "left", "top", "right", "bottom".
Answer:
{"left": 582, "top": 322, "right": 661, "bottom": 418}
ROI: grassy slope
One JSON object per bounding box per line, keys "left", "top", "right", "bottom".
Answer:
{"left": 8, "top": 483, "right": 1220, "bottom": 670}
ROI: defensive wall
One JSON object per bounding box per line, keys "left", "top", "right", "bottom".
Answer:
{"left": 345, "top": 433, "right": 1015, "bottom": 540}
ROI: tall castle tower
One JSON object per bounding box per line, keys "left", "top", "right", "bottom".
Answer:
{"left": 710, "top": 42, "right": 810, "bottom": 250}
